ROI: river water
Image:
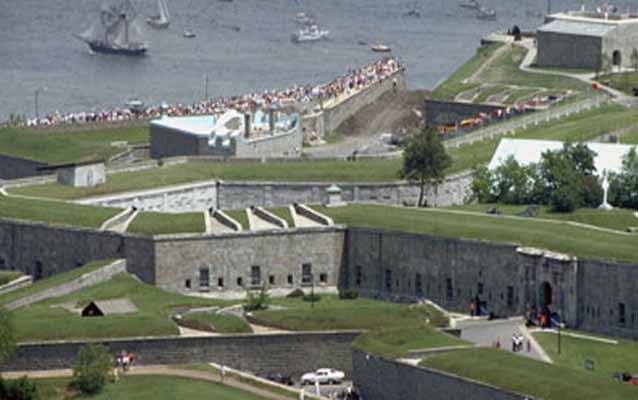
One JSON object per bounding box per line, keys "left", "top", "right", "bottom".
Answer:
{"left": 0, "top": 0, "right": 633, "bottom": 120}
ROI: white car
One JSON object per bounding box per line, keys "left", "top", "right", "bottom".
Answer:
{"left": 301, "top": 368, "right": 345, "bottom": 385}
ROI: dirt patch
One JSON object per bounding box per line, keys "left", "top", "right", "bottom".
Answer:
{"left": 335, "top": 88, "right": 428, "bottom": 139}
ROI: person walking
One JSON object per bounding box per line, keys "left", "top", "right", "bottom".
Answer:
{"left": 469, "top": 300, "right": 476, "bottom": 317}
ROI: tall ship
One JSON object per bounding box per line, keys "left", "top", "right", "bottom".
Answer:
{"left": 76, "top": 0, "right": 148, "bottom": 56}
{"left": 147, "top": 0, "right": 170, "bottom": 29}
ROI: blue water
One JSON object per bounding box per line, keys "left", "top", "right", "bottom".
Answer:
{"left": 0, "top": 0, "right": 633, "bottom": 120}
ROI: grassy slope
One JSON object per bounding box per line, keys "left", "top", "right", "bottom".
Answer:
{"left": 353, "top": 326, "right": 466, "bottom": 359}
{"left": 0, "top": 259, "right": 114, "bottom": 306}
{"left": 181, "top": 311, "right": 252, "bottom": 334}
{"left": 252, "top": 295, "right": 447, "bottom": 331}
{"left": 10, "top": 273, "right": 232, "bottom": 341}
{"left": 37, "top": 375, "right": 269, "bottom": 400}
{"left": 0, "top": 126, "right": 148, "bottom": 164}
{"left": 420, "top": 348, "right": 636, "bottom": 400}
{"left": 224, "top": 209, "right": 249, "bottom": 230}
{"left": 127, "top": 211, "right": 206, "bottom": 235}
{"left": 0, "top": 270, "right": 22, "bottom": 285}
{"left": 620, "top": 129, "right": 638, "bottom": 144}
{"left": 598, "top": 71, "right": 638, "bottom": 95}
{"left": 0, "top": 194, "right": 120, "bottom": 228}
{"left": 534, "top": 332, "right": 638, "bottom": 379}
{"left": 266, "top": 207, "right": 295, "bottom": 228}
{"left": 449, "top": 204, "right": 638, "bottom": 232}
{"left": 431, "top": 43, "right": 503, "bottom": 100}
{"left": 315, "top": 204, "right": 638, "bottom": 263}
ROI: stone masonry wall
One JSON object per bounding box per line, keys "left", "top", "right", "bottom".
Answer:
{"left": 5, "top": 332, "right": 360, "bottom": 378}
{"left": 0, "top": 154, "right": 48, "bottom": 180}
{"left": 352, "top": 350, "right": 533, "bottom": 400}
{"left": 537, "top": 31, "right": 601, "bottom": 69}
{"left": 153, "top": 227, "right": 346, "bottom": 293}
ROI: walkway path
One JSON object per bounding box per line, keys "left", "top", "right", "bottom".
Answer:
{"left": 1, "top": 365, "right": 296, "bottom": 400}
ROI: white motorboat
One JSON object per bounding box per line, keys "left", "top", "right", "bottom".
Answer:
{"left": 459, "top": 0, "right": 480, "bottom": 10}
{"left": 291, "top": 25, "right": 329, "bottom": 43}
{"left": 476, "top": 6, "right": 496, "bottom": 20}
{"left": 183, "top": 30, "right": 196, "bottom": 38}
{"left": 295, "top": 11, "right": 315, "bottom": 25}
{"left": 147, "top": 0, "right": 170, "bottom": 29}
{"left": 371, "top": 43, "right": 392, "bottom": 53}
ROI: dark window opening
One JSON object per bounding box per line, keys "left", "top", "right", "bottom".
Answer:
{"left": 355, "top": 266, "right": 363, "bottom": 287}
{"left": 477, "top": 282, "right": 484, "bottom": 295}
{"left": 287, "top": 274, "right": 293, "bottom": 285}
{"left": 269, "top": 275, "right": 275, "bottom": 285}
{"left": 237, "top": 277, "right": 243, "bottom": 287}
{"left": 619, "top": 303, "right": 626, "bottom": 325}
{"left": 319, "top": 273, "right": 327, "bottom": 283}
{"left": 415, "top": 273, "right": 423, "bottom": 297}
{"left": 0, "top": 258, "right": 5, "bottom": 268}
{"left": 185, "top": 279, "right": 191, "bottom": 289}
{"left": 34, "top": 261, "right": 43, "bottom": 281}
{"left": 218, "top": 278, "right": 224, "bottom": 288}
{"left": 302, "top": 263, "right": 312, "bottom": 284}
{"left": 385, "top": 270, "right": 393, "bottom": 292}
{"left": 446, "top": 278, "right": 453, "bottom": 300}
{"left": 251, "top": 265, "right": 261, "bottom": 286}
{"left": 199, "top": 268, "right": 210, "bottom": 288}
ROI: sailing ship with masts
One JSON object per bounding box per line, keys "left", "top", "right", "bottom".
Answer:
{"left": 75, "top": 0, "right": 148, "bottom": 56}
{"left": 147, "top": 0, "right": 170, "bottom": 29}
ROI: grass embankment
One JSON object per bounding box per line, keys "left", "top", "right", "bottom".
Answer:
{"left": 0, "top": 270, "right": 22, "bottom": 285}
{"left": 534, "top": 331, "right": 638, "bottom": 379}
{"left": 36, "top": 375, "right": 270, "bottom": 400}
{"left": 181, "top": 311, "right": 252, "bottom": 334}
{"left": 449, "top": 204, "right": 638, "bottom": 232}
{"left": 0, "top": 259, "right": 114, "bottom": 307}
{"left": 266, "top": 207, "right": 295, "bottom": 228}
{"left": 619, "top": 129, "right": 638, "bottom": 144}
{"left": 598, "top": 71, "right": 638, "bottom": 96}
{"left": 127, "top": 211, "right": 205, "bottom": 235}
{"left": 420, "top": 348, "right": 636, "bottom": 400}
{"left": 315, "top": 204, "right": 638, "bottom": 263}
{"left": 431, "top": 43, "right": 503, "bottom": 100}
{"left": 223, "top": 209, "right": 249, "bottom": 230}
{"left": 478, "top": 45, "right": 587, "bottom": 92}
{"left": 0, "top": 194, "right": 120, "bottom": 228}
{"left": 9, "top": 272, "right": 237, "bottom": 341}
{"left": 0, "top": 125, "right": 148, "bottom": 164}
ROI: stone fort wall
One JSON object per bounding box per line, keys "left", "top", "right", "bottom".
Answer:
{"left": 76, "top": 171, "right": 473, "bottom": 212}
{"left": 352, "top": 350, "right": 534, "bottom": 400}
{"left": 0, "top": 154, "right": 48, "bottom": 180}
{"left": 3, "top": 331, "right": 359, "bottom": 378}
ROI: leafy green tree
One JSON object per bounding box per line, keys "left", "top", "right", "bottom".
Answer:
{"left": 631, "top": 48, "right": 638, "bottom": 72}
{"left": 609, "top": 147, "right": 638, "bottom": 208}
{"left": 493, "top": 156, "right": 533, "bottom": 204}
{"left": 0, "top": 308, "right": 15, "bottom": 366}
{"left": 400, "top": 127, "right": 452, "bottom": 207}
{"left": 470, "top": 165, "right": 496, "bottom": 203}
{"left": 72, "top": 344, "right": 112, "bottom": 395}
{"left": 244, "top": 284, "right": 270, "bottom": 312}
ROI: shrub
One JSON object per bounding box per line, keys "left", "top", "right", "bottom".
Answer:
{"left": 339, "top": 289, "right": 359, "bottom": 300}
{"left": 286, "top": 288, "right": 305, "bottom": 298}
{"left": 244, "top": 284, "right": 270, "bottom": 312}
{"left": 303, "top": 294, "right": 321, "bottom": 302}
{"left": 71, "top": 344, "right": 112, "bottom": 395}
{"left": 2, "top": 376, "right": 38, "bottom": 400}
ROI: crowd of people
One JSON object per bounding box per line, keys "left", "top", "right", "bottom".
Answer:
{"left": 17, "top": 57, "right": 402, "bottom": 128}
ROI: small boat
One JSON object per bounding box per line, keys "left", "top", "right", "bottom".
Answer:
{"left": 126, "top": 99, "right": 144, "bottom": 113}
{"left": 183, "top": 30, "right": 196, "bottom": 38}
{"left": 476, "top": 6, "right": 496, "bottom": 20}
{"left": 371, "top": 43, "right": 392, "bottom": 53}
{"left": 295, "top": 11, "right": 315, "bottom": 25}
{"left": 291, "top": 25, "right": 329, "bottom": 43}
{"left": 76, "top": 0, "right": 148, "bottom": 56}
{"left": 146, "top": 0, "right": 170, "bottom": 29}
{"left": 459, "top": 0, "right": 480, "bottom": 10}
{"left": 405, "top": 9, "right": 421, "bottom": 18}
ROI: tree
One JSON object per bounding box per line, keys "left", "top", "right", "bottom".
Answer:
{"left": 0, "top": 308, "right": 15, "bottom": 366}
{"left": 631, "top": 48, "right": 638, "bottom": 72}
{"left": 609, "top": 147, "right": 638, "bottom": 208}
{"left": 72, "top": 344, "right": 112, "bottom": 395}
{"left": 493, "top": 156, "right": 533, "bottom": 204}
{"left": 470, "top": 165, "right": 496, "bottom": 204}
{"left": 400, "top": 127, "right": 452, "bottom": 207}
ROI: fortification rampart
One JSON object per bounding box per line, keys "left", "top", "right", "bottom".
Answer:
{"left": 0, "top": 154, "right": 48, "bottom": 180}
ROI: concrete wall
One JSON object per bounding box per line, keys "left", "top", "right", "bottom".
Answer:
{"left": 78, "top": 171, "right": 473, "bottom": 212}
{"left": 0, "top": 154, "right": 48, "bottom": 180}
{"left": 537, "top": 31, "right": 602, "bottom": 69}
{"left": 352, "top": 350, "right": 533, "bottom": 400}
{"left": 153, "top": 227, "right": 345, "bottom": 293}
{"left": 150, "top": 126, "right": 204, "bottom": 159}
{"left": 424, "top": 100, "right": 505, "bottom": 127}
{"left": 235, "top": 128, "right": 303, "bottom": 159}
{"left": 4, "top": 332, "right": 359, "bottom": 377}
{"left": 603, "top": 24, "right": 638, "bottom": 69}
{"left": 57, "top": 163, "right": 106, "bottom": 188}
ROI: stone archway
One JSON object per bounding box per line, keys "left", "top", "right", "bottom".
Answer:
{"left": 613, "top": 50, "right": 622, "bottom": 67}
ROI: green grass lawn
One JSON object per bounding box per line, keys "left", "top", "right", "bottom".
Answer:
{"left": 0, "top": 259, "right": 114, "bottom": 307}
{"left": 0, "top": 125, "right": 148, "bottom": 164}
{"left": 598, "top": 71, "right": 638, "bottom": 95}
{"left": 223, "top": 209, "right": 249, "bottom": 230}
{"left": 251, "top": 294, "right": 447, "bottom": 331}
{"left": 534, "top": 331, "right": 638, "bottom": 379}
{"left": 479, "top": 45, "right": 587, "bottom": 92}
{"left": 449, "top": 204, "right": 638, "bottom": 232}
{"left": 420, "top": 348, "right": 636, "bottom": 400}
{"left": 36, "top": 375, "right": 270, "bottom": 400}
{"left": 9, "top": 272, "right": 233, "bottom": 341}
{"left": 127, "top": 211, "right": 205, "bottom": 235}
{"left": 0, "top": 270, "right": 22, "bottom": 286}
{"left": 473, "top": 84, "right": 510, "bottom": 104}
{"left": 353, "top": 325, "right": 467, "bottom": 359}
{"left": 619, "top": 128, "right": 638, "bottom": 144}
{"left": 0, "top": 194, "right": 121, "bottom": 228}
{"left": 266, "top": 207, "right": 295, "bottom": 228}
{"left": 181, "top": 311, "right": 253, "bottom": 334}
{"left": 431, "top": 43, "right": 503, "bottom": 100}
{"left": 314, "top": 204, "right": 638, "bottom": 263}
